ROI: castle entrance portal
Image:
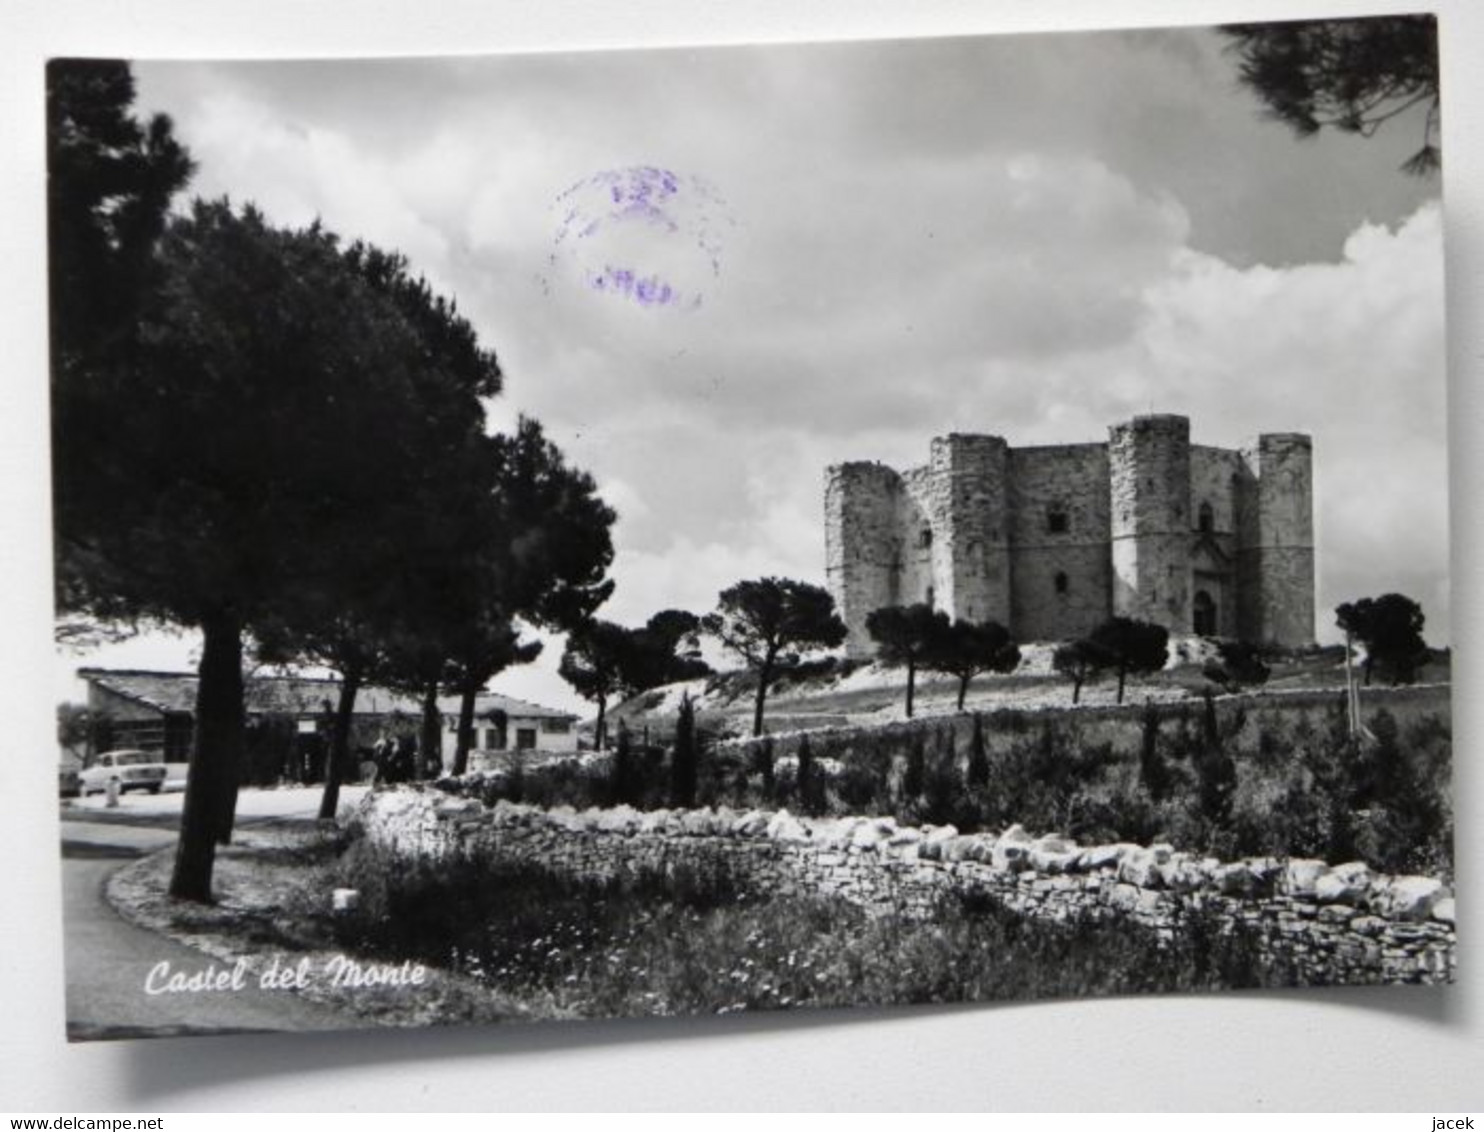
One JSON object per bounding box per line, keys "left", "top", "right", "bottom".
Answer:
{"left": 1193, "top": 588, "right": 1218, "bottom": 636}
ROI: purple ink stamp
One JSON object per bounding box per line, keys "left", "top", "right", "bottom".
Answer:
{"left": 546, "top": 166, "right": 733, "bottom": 310}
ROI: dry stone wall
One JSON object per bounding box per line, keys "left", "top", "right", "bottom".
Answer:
{"left": 356, "top": 788, "right": 1455, "bottom": 986}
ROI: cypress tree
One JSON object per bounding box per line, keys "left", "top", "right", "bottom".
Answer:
{"left": 670, "top": 693, "right": 698, "bottom": 808}
{"left": 966, "top": 714, "right": 990, "bottom": 789}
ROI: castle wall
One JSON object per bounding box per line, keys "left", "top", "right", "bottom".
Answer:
{"left": 899, "top": 466, "right": 936, "bottom": 609}
{"left": 1006, "top": 444, "right": 1112, "bottom": 640}
{"left": 925, "top": 435, "right": 1011, "bottom": 626}
{"left": 1189, "top": 446, "right": 1244, "bottom": 637}
{"left": 1241, "top": 434, "right": 1316, "bottom": 647}
{"left": 1189, "top": 445, "right": 1244, "bottom": 536}
{"left": 828, "top": 416, "right": 1313, "bottom": 650}
{"left": 825, "top": 463, "right": 905, "bottom": 658}
{"left": 1109, "top": 416, "right": 1192, "bottom": 633}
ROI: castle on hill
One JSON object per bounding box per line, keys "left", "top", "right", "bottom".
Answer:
{"left": 824, "top": 414, "right": 1314, "bottom": 658}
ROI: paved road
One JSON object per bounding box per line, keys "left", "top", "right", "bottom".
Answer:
{"left": 65, "top": 783, "right": 369, "bottom": 823}
{"left": 61, "top": 798, "right": 365, "bottom": 1041}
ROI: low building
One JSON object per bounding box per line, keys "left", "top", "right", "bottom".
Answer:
{"left": 75, "top": 668, "right": 579, "bottom": 782}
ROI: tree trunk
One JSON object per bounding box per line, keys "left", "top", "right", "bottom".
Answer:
{"left": 1117, "top": 666, "right": 1127, "bottom": 704}
{"left": 1073, "top": 675, "right": 1083, "bottom": 705}
{"left": 594, "top": 696, "right": 607, "bottom": 751}
{"left": 957, "top": 674, "right": 970, "bottom": 712}
{"left": 452, "top": 682, "right": 478, "bottom": 776}
{"left": 170, "top": 611, "right": 244, "bottom": 903}
{"left": 317, "top": 664, "right": 361, "bottom": 822}
{"left": 905, "top": 662, "right": 916, "bottom": 719}
{"left": 751, "top": 655, "right": 776, "bottom": 737}
{"left": 211, "top": 618, "right": 247, "bottom": 846}
{"left": 419, "top": 680, "right": 442, "bottom": 779}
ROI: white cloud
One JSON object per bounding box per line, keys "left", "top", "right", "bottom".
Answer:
{"left": 96, "top": 29, "right": 1449, "bottom": 713}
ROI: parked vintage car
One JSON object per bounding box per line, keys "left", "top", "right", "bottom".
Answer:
{"left": 79, "top": 749, "right": 168, "bottom": 796}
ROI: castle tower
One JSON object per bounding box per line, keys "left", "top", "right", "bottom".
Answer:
{"left": 1109, "top": 414, "right": 1192, "bottom": 632}
{"left": 926, "top": 434, "right": 1011, "bottom": 627}
{"left": 1238, "top": 433, "right": 1315, "bottom": 647}
{"left": 826, "top": 462, "right": 904, "bottom": 657}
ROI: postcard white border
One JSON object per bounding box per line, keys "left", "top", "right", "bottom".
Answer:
{"left": 2, "top": 0, "right": 1481, "bottom": 1112}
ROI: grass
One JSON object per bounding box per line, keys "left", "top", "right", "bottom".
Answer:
{"left": 332, "top": 838, "right": 1307, "bottom": 1020}
{"left": 104, "top": 824, "right": 550, "bottom": 1030}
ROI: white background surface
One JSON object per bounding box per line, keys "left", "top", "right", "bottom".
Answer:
{"left": 1, "top": 0, "right": 1480, "bottom": 1112}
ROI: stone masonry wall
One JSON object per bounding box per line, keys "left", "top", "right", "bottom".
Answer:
{"left": 826, "top": 462, "right": 904, "bottom": 657}
{"left": 1007, "top": 444, "right": 1111, "bottom": 640}
{"left": 357, "top": 788, "right": 1455, "bottom": 987}
{"left": 1110, "top": 414, "right": 1192, "bottom": 632}
{"left": 928, "top": 434, "right": 1011, "bottom": 627}
{"left": 1244, "top": 434, "right": 1316, "bottom": 648}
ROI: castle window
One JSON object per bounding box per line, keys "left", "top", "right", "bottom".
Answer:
{"left": 1198, "top": 501, "right": 1215, "bottom": 534}
{"left": 918, "top": 528, "right": 933, "bottom": 550}
{"left": 925, "top": 585, "right": 935, "bottom": 609}
{"left": 1054, "top": 571, "right": 1069, "bottom": 595}
{"left": 1046, "top": 505, "right": 1069, "bottom": 534}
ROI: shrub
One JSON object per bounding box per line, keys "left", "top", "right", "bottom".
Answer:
{"left": 901, "top": 733, "right": 926, "bottom": 803}
{"left": 752, "top": 737, "right": 776, "bottom": 803}
{"left": 796, "top": 735, "right": 825, "bottom": 816}
{"left": 920, "top": 730, "right": 965, "bottom": 828}
{"left": 1192, "top": 691, "right": 1237, "bottom": 825}
{"left": 966, "top": 714, "right": 989, "bottom": 789}
{"left": 1139, "top": 700, "right": 1173, "bottom": 802}
{"left": 669, "top": 695, "right": 698, "bottom": 808}
{"left": 432, "top": 687, "right": 1452, "bottom": 874}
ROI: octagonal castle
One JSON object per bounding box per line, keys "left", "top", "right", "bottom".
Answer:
{"left": 825, "top": 414, "right": 1314, "bottom": 658}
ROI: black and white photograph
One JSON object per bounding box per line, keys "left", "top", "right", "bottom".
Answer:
{"left": 46, "top": 13, "right": 1454, "bottom": 1046}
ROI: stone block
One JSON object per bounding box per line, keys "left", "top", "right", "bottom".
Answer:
{"left": 1075, "top": 843, "right": 1134, "bottom": 873}
{"left": 1314, "top": 862, "right": 1372, "bottom": 905}
{"left": 851, "top": 819, "right": 896, "bottom": 849}
{"left": 732, "top": 810, "right": 772, "bottom": 838}
{"left": 1029, "top": 847, "right": 1081, "bottom": 874}
{"left": 766, "top": 810, "right": 812, "bottom": 842}
{"left": 1375, "top": 876, "right": 1446, "bottom": 922}
{"left": 1117, "top": 848, "right": 1163, "bottom": 889}
{"left": 1213, "top": 862, "right": 1254, "bottom": 897}
{"left": 1280, "top": 859, "right": 1328, "bottom": 898}
{"left": 1032, "top": 834, "right": 1076, "bottom": 855}
{"left": 991, "top": 840, "right": 1032, "bottom": 873}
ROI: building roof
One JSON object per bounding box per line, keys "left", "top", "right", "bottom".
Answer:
{"left": 77, "top": 668, "right": 577, "bottom": 722}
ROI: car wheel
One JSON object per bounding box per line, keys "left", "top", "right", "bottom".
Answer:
{"left": 148, "top": 784, "right": 162, "bottom": 794}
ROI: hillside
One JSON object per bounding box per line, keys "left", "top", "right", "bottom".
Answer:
{"left": 598, "top": 640, "right": 1451, "bottom": 744}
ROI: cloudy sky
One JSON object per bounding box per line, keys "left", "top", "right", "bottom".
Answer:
{"left": 61, "top": 21, "right": 1448, "bottom": 713}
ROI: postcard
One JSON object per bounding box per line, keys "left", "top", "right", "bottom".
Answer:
{"left": 50, "top": 14, "right": 1452, "bottom": 1041}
